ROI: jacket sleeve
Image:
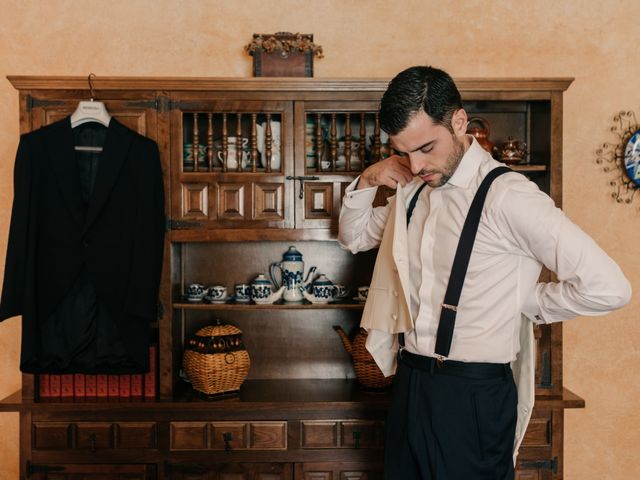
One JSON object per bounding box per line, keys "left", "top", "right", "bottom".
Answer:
{"left": 124, "top": 139, "right": 165, "bottom": 320}
{"left": 338, "top": 177, "right": 393, "bottom": 254}
{"left": 0, "top": 134, "right": 34, "bottom": 321}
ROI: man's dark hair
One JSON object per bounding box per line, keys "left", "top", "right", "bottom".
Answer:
{"left": 380, "top": 66, "right": 463, "bottom": 135}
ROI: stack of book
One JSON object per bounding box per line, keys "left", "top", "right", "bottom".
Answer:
{"left": 37, "top": 345, "right": 157, "bottom": 400}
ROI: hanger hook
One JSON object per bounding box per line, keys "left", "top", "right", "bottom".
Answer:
{"left": 87, "top": 73, "right": 96, "bottom": 101}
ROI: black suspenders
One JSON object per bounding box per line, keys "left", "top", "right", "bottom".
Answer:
{"left": 401, "top": 166, "right": 511, "bottom": 358}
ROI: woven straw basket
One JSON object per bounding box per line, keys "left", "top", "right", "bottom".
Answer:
{"left": 334, "top": 326, "right": 394, "bottom": 389}
{"left": 183, "top": 323, "right": 250, "bottom": 396}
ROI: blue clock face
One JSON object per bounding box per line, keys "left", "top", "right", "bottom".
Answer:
{"left": 624, "top": 129, "right": 640, "bottom": 187}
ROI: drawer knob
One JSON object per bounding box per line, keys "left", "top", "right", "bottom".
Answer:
{"left": 223, "top": 432, "right": 233, "bottom": 453}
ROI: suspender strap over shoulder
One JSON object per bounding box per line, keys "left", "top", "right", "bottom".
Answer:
{"left": 434, "top": 166, "right": 511, "bottom": 358}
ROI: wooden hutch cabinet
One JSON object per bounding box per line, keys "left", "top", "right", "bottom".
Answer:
{"left": 0, "top": 76, "right": 584, "bottom": 479}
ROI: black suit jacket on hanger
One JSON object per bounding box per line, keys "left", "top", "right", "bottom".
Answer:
{"left": 0, "top": 117, "right": 165, "bottom": 373}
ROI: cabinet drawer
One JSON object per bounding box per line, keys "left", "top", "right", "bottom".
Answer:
{"left": 32, "top": 422, "right": 72, "bottom": 450}
{"left": 301, "top": 420, "right": 381, "bottom": 449}
{"left": 170, "top": 422, "right": 208, "bottom": 450}
{"left": 340, "top": 421, "right": 378, "bottom": 449}
{"left": 171, "top": 421, "right": 287, "bottom": 451}
{"left": 210, "top": 422, "right": 247, "bottom": 450}
{"left": 250, "top": 421, "right": 287, "bottom": 450}
{"left": 33, "top": 421, "right": 158, "bottom": 451}
{"left": 116, "top": 422, "right": 157, "bottom": 449}
{"left": 522, "top": 413, "right": 551, "bottom": 448}
{"left": 75, "top": 423, "right": 113, "bottom": 450}
{"left": 301, "top": 421, "right": 338, "bottom": 448}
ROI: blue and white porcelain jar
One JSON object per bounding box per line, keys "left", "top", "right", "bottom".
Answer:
{"left": 312, "top": 274, "right": 334, "bottom": 302}
{"left": 251, "top": 274, "right": 273, "bottom": 304}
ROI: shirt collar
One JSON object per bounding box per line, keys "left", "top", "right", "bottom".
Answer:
{"left": 445, "top": 136, "right": 487, "bottom": 189}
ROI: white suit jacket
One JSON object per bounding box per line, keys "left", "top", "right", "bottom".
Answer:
{"left": 360, "top": 180, "right": 535, "bottom": 462}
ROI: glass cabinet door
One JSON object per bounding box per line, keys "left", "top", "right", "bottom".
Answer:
{"left": 294, "top": 100, "right": 385, "bottom": 230}
{"left": 169, "top": 99, "right": 294, "bottom": 232}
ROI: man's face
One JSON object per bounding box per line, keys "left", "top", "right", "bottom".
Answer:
{"left": 390, "top": 109, "right": 469, "bottom": 188}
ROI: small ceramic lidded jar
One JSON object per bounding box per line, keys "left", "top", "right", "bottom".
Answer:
{"left": 251, "top": 274, "right": 273, "bottom": 303}
{"left": 312, "top": 274, "right": 334, "bottom": 302}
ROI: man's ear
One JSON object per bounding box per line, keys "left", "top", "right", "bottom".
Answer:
{"left": 451, "top": 108, "right": 468, "bottom": 137}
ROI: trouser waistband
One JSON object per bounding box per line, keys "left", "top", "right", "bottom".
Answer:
{"left": 398, "top": 349, "right": 510, "bottom": 379}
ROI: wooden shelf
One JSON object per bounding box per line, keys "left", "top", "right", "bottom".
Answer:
{"left": 174, "top": 299, "right": 365, "bottom": 310}
{"left": 511, "top": 164, "right": 547, "bottom": 172}
{"left": 0, "top": 384, "right": 584, "bottom": 412}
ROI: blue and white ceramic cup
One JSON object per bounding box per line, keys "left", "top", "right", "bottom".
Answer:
{"left": 207, "top": 285, "right": 227, "bottom": 300}
{"left": 234, "top": 283, "right": 251, "bottom": 302}
{"left": 332, "top": 284, "right": 348, "bottom": 299}
{"left": 186, "top": 283, "right": 205, "bottom": 301}
{"left": 357, "top": 285, "right": 369, "bottom": 300}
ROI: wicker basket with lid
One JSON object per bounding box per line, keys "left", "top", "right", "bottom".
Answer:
{"left": 183, "top": 321, "right": 250, "bottom": 396}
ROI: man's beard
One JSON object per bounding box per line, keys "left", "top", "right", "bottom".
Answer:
{"left": 422, "top": 135, "right": 465, "bottom": 188}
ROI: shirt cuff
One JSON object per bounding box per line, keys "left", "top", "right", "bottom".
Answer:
{"left": 343, "top": 177, "right": 378, "bottom": 208}
{"left": 521, "top": 284, "right": 547, "bottom": 324}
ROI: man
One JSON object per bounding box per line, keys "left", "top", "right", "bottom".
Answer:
{"left": 338, "top": 66, "right": 631, "bottom": 479}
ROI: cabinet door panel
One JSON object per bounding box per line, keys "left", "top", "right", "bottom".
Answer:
{"left": 166, "top": 463, "right": 292, "bottom": 480}
{"left": 296, "top": 462, "right": 382, "bottom": 480}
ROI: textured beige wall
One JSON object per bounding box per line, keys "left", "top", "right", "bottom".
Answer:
{"left": 0, "top": 1, "right": 638, "bottom": 478}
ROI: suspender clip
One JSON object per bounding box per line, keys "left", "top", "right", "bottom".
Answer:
{"left": 441, "top": 303, "right": 458, "bottom": 312}
{"left": 434, "top": 354, "right": 446, "bottom": 368}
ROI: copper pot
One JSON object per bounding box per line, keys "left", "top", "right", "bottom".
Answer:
{"left": 466, "top": 117, "right": 495, "bottom": 156}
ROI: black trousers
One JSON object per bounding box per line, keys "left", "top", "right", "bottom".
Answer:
{"left": 384, "top": 351, "right": 517, "bottom": 480}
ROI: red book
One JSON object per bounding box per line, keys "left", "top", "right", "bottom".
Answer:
{"left": 96, "top": 374, "right": 108, "bottom": 397}
{"left": 49, "top": 374, "right": 61, "bottom": 398}
{"left": 85, "top": 375, "right": 97, "bottom": 397}
{"left": 130, "top": 374, "right": 143, "bottom": 397}
{"left": 38, "top": 374, "right": 51, "bottom": 398}
{"left": 73, "top": 374, "right": 86, "bottom": 398}
{"left": 118, "top": 375, "right": 131, "bottom": 398}
{"left": 107, "top": 375, "right": 120, "bottom": 398}
{"left": 60, "top": 374, "right": 74, "bottom": 398}
{"left": 144, "top": 345, "right": 157, "bottom": 399}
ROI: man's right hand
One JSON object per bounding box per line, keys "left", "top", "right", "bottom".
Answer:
{"left": 356, "top": 155, "right": 414, "bottom": 190}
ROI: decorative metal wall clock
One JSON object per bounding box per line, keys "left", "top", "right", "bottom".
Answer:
{"left": 596, "top": 110, "right": 640, "bottom": 205}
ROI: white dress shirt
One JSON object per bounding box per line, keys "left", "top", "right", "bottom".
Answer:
{"left": 338, "top": 138, "right": 631, "bottom": 363}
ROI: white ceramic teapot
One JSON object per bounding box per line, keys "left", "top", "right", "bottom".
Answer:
{"left": 270, "top": 246, "right": 317, "bottom": 303}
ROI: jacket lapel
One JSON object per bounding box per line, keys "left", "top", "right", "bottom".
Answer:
{"left": 392, "top": 179, "right": 426, "bottom": 322}
{"left": 83, "top": 118, "right": 133, "bottom": 234}
{"left": 46, "top": 117, "right": 85, "bottom": 227}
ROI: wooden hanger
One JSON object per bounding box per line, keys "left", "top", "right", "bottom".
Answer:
{"left": 70, "top": 73, "right": 111, "bottom": 131}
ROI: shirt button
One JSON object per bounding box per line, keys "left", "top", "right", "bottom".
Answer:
{"left": 391, "top": 314, "right": 397, "bottom": 320}
{"left": 393, "top": 290, "right": 399, "bottom": 297}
